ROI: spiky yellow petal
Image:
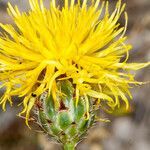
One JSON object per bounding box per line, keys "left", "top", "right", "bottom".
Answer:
{"left": 0, "top": 0, "right": 149, "bottom": 125}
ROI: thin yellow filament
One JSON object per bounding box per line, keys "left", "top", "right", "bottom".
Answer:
{"left": 0, "top": 0, "right": 149, "bottom": 126}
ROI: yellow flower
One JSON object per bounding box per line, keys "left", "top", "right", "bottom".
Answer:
{"left": 0, "top": 0, "right": 149, "bottom": 126}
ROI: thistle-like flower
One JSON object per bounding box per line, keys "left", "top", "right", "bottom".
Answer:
{"left": 0, "top": 0, "right": 149, "bottom": 149}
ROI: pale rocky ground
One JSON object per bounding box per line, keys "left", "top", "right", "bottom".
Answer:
{"left": 0, "top": 0, "right": 150, "bottom": 150}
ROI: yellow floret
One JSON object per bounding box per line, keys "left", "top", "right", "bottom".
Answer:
{"left": 0, "top": 0, "right": 149, "bottom": 126}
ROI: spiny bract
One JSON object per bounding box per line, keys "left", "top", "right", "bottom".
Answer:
{"left": 37, "top": 80, "right": 95, "bottom": 147}
{"left": 0, "top": 0, "right": 149, "bottom": 126}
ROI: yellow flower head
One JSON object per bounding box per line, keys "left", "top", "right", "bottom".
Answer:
{"left": 0, "top": 0, "right": 149, "bottom": 126}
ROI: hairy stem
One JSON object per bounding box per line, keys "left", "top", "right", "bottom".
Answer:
{"left": 63, "top": 143, "right": 76, "bottom": 150}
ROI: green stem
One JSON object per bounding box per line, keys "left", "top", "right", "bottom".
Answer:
{"left": 63, "top": 143, "right": 76, "bottom": 150}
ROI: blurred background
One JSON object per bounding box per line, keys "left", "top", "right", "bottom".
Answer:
{"left": 0, "top": 0, "right": 150, "bottom": 150}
